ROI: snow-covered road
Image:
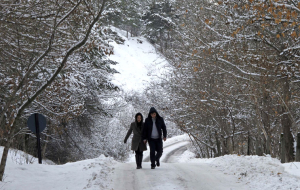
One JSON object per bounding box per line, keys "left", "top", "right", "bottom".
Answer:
{"left": 1, "top": 134, "right": 300, "bottom": 189}
{"left": 111, "top": 141, "right": 248, "bottom": 190}
{"left": 111, "top": 162, "right": 248, "bottom": 190}
{"left": 143, "top": 141, "right": 189, "bottom": 162}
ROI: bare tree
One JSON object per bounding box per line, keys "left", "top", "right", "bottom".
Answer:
{"left": 155, "top": 0, "right": 300, "bottom": 160}
{"left": 0, "top": 0, "right": 111, "bottom": 181}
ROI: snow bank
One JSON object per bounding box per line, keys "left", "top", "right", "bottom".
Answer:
{"left": 283, "top": 162, "right": 300, "bottom": 178}
{"left": 159, "top": 133, "right": 189, "bottom": 147}
{"left": 0, "top": 147, "right": 117, "bottom": 190}
{"left": 207, "top": 154, "right": 300, "bottom": 190}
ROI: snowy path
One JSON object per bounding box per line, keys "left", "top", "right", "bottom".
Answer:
{"left": 111, "top": 141, "right": 248, "bottom": 190}
{"left": 2, "top": 134, "right": 300, "bottom": 189}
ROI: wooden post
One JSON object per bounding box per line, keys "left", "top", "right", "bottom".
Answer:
{"left": 281, "top": 133, "right": 286, "bottom": 163}
{"left": 296, "top": 133, "right": 300, "bottom": 162}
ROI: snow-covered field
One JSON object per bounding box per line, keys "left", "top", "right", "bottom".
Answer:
{"left": 1, "top": 134, "right": 299, "bottom": 190}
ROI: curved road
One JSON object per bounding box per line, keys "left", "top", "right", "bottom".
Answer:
{"left": 110, "top": 140, "right": 248, "bottom": 190}
{"left": 143, "top": 141, "right": 189, "bottom": 163}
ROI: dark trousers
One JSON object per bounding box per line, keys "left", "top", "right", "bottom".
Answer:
{"left": 135, "top": 147, "right": 143, "bottom": 156}
{"left": 135, "top": 146, "right": 143, "bottom": 168}
{"left": 148, "top": 138, "right": 163, "bottom": 167}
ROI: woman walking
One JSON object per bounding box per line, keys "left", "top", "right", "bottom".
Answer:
{"left": 124, "top": 113, "right": 147, "bottom": 169}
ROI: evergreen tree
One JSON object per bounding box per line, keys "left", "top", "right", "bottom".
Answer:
{"left": 142, "top": 0, "right": 176, "bottom": 51}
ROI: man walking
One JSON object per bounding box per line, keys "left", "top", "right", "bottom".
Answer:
{"left": 143, "top": 107, "right": 167, "bottom": 169}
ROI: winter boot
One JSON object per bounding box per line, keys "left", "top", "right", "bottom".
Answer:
{"left": 156, "top": 158, "right": 160, "bottom": 167}
{"left": 136, "top": 155, "right": 141, "bottom": 169}
{"left": 140, "top": 155, "right": 143, "bottom": 169}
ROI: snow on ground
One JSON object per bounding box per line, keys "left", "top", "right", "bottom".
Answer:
{"left": 283, "top": 162, "right": 300, "bottom": 178}
{"left": 176, "top": 150, "right": 300, "bottom": 189}
{"left": 209, "top": 155, "right": 300, "bottom": 189}
{"left": 108, "top": 27, "right": 169, "bottom": 92}
{"left": 1, "top": 134, "right": 300, "bottom": 190}
{"left": 123, "top": 134, "right": 300, "bottom": 189}
{"left": 0, "top": 147, "right": 116, "bottom": 190}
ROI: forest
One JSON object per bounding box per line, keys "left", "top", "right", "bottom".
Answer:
{"left": 1, "top": 0, "right": 300, "bottom": 181}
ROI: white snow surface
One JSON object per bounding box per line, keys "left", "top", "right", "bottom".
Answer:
{"left": 1, "top": 134, "right": 300, "bottom": 189}
{"left": 108, "top": 27, "right": 169, "bottom": 92}
{"left": 0, "top": 147, "right": 116, "bottom": 190}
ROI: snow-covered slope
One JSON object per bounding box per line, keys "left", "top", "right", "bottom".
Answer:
{"left": 108, "top": 27, "right": 169, "bottom": 92}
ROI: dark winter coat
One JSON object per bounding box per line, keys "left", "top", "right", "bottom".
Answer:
{"left": 124, "top": 114, "right": 147, "bottom": 151}
{"left": 143, "top": 107, "right": 167, "bottom": 140}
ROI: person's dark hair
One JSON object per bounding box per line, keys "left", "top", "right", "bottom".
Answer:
{"left": 135, "top": 113, "right": 143, "bottom": 124}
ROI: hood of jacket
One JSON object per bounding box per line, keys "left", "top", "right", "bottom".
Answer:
{"left": 147, "top": 107, "right": 161, "bottom": 119}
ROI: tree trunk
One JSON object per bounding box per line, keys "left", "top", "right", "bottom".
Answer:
{"left": 160, "top": 30, "right": 163, "bottom": 53}
{"left": 280, "top": 133, "right": 285, "bottom": 163}
{"left": 24, "top": 134, "right": 29, "bottom": 164}
{"left": 296, "top": 133, "right": 300, "bottom": 162}
{"left": 247, "top": 131, "right": 251, "bottom": 155}
{"left": 261, "top": 87, "right": 271, "bottom": 155}
{"left": 281, "top": 76, "right": 294, "bottom": 162}
{"left": 266, "top": 136, "right": 271, "bottom": 155}
{"left": 0, "top": 123, "right": 15, "bottom": 181}
{"left": 42, "top": 135, "right": 49, "bottom": 160}
{"left": 215, "top": 130, "right": 221, "bottom": 157}
{"left": 228, "top": 107, "right": 235, "bottom": 153}
{"left": 0, "top": 145, "right": 10, "bottom": 179}
{"left": 206, "top": 143, "right": 210, "bottom": 158}
{"left": 226, "top": 137, "right": 233, "bottom": 154}
{"left": 256, "top": 137, "right": 263, "bottom": 156}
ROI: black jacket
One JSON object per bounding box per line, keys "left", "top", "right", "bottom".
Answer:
{"left": 143, "top": 107, "right": 167, "bottom": 140}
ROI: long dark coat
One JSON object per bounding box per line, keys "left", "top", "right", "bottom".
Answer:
{"left": 124, "top": 122, "right": 147, "bottom": 151}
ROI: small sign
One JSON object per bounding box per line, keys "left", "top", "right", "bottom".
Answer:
{"left": 27, "top": 113, "right": 46, "bottom": 133}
